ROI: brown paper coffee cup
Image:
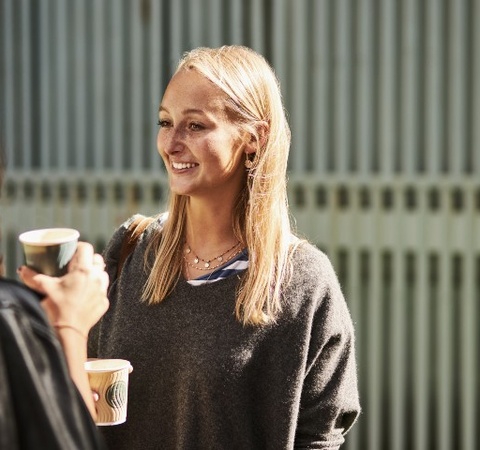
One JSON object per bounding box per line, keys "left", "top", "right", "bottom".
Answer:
{"left": 85, "top": 359, "right": 132, "bottom": 426}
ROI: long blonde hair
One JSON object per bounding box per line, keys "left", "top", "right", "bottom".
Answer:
{"left": 143, "top": 45, "right": 295, "bottom": 326}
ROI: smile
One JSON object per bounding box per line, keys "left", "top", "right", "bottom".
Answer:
{"left": 171, "top": 162, "right": 199, "bottom": 170}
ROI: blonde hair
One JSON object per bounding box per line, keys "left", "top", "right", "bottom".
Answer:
{"left": 143, "top": 45, "right": 295, "bottom": 325}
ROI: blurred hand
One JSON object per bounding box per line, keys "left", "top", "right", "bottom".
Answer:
{"left": 18, "top": 241, "right": 109, "bottom": 336}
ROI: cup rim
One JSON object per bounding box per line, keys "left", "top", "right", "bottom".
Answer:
{"left": 85, "top": 358, "right": 131, "bottom": 373}
{"left": 19, "top": 228, "right": 80, "bottom": 246}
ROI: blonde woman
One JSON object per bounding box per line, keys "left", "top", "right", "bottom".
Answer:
{"left": 89, "top": 45, "right": 360, "bottom": 449}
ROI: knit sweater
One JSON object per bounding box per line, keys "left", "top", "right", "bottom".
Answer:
{"left": 88, "top": 215, "right": 360, "bottom": 450}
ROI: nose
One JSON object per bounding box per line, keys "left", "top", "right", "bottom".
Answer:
{"left": 158, "top": 127, "right": 185, "bottom": 156}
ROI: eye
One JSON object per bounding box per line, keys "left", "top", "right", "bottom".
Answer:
{"left": 157, "top": 119, "right": 171, "bottom": 128}
{"left": 189, "top": 122, "right": 204, "bottom": 131}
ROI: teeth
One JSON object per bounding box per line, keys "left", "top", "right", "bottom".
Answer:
{"left": 172, "top": 162, "right": 198, "bottom": 170}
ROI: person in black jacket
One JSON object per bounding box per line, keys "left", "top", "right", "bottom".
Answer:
{"left": 0, "top": 149, "right": 109, "bottom": 449}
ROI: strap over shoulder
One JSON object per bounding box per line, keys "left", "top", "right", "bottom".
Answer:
{"left": 117, "top": 216, "right": 155, "bottom": 278}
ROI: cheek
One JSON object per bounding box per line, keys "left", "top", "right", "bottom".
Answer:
{"left": 156, "top": 131, "right": 166, "bottom": 155}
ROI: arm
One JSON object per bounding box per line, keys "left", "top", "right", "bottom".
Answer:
{"left": 18, "top": 242, "right": 109, "bottom": 420}
{"left": 295, "top": 257, "right": 360, "bottom": 449}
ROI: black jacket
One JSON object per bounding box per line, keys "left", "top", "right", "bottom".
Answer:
{"left": 0, "top": 277, "right": 105, "bottom": 450}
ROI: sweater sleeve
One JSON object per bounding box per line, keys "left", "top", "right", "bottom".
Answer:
{"left": 294, "top": 252, "right": 360, "bottom": 450}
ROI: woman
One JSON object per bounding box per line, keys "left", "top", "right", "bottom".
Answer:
{"left": 89, "top": 45, "right": 360, "bottom": 449}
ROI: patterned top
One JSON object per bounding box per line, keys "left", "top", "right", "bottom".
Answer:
{"left": 187, "top": 249, "right": 249, "bottom": 286}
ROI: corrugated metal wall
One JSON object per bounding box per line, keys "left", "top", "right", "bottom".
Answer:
{"left": 2, "top": 0, "right": 479, "bottom": 175}
{"left": 1, "top": 1, "right": 479, "bottom": 450}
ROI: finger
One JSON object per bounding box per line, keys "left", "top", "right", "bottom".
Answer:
{"left": 17, "top": 266, "right": 45, "bottom": 292}
{"left": 92, "top": 253, "right": 106, "bottom": 269}
{"left": 69, "top": 242, "right": 95, "bottom": 271}
{"left": 98, "top": 271, "right": 109, "bottom": 292}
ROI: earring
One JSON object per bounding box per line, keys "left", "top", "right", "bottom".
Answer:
{"left": 245, "top": 158, "right": 254, "bottom": 169}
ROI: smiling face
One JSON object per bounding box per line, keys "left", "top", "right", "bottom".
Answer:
{"left": 157, "top": 69, "right": 250, "bottom": 203}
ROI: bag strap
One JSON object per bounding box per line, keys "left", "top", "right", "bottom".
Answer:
{"left": 117, "top": 216, "right": 155, "bottom": 278}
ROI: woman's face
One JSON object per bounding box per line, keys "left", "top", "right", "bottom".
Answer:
{"left": 157, "top": 69, "right": 248, "bottom": 202}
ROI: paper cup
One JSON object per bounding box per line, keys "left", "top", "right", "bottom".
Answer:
{"left": 19, "top": 228, "right": 80, "bottom": 276}
{"left": 85, "top": 359, "right": 132, "bottom": 426}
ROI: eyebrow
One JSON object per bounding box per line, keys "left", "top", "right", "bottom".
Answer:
{"left": 158, "top": 106, "right": 206, "bottom": 115}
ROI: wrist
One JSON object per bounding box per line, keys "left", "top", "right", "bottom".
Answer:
{"left": 53, "top": 322, "right": 88, "bottom": 340}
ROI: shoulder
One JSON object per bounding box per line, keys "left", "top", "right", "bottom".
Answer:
{"left": 104, "top": 213, "right": 167, "bottom": 253}
{"left": 289, "top": 240, "right": 338, "bottom": 286}
{"left": 286, "top": 240, "right": 352, "bottom": 326}
{"left": 103, "top": 212, "right": 167, "bottom": 277}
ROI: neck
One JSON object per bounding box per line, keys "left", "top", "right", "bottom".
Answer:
{"left": 184, "top": 198, "right": 239, "bottom": 249}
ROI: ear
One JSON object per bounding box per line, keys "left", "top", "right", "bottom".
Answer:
{"left": 244, "top": 121, "right": 269, "bottom": 154}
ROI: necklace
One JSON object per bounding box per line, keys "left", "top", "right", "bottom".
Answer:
{"left": 184, "top": 241, "right": 241, "bottom": 269}
{"left": 183, "top": 247, "right": 243, "bottom": 272}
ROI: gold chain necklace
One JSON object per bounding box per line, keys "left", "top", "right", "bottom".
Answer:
{"left": 184, "top": 241, "right": 241, "bottom": 270}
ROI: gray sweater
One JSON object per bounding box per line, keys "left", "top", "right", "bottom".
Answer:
{"left": 89, "top": 216, "right": 360, "bottom": 450}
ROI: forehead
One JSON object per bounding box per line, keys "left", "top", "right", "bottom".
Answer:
{"left": 161, "top": 69, "right": 228, "bottom": 115}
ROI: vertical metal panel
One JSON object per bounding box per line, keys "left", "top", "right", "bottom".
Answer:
{"left": 93, "top": 0, "right": 106, "bottom": 169}
{"left": 400, "top": 0, "right": 419, "bottom": 175}
{"left": 170, "top": 0, "right": 184, "bottom": 66}
{"left": 2, "top": 0, "right": 15, "bottom": 164}
{"left": 355, "top": 0, "right": 375, "bottom": 175}
{"left": 20, "top": 0, "right": 31, "bottom": 168}
{"left": 111, "top": 0, "right": 125, "bottom": 171}
{"left": 250, "top": 0, "right": 265, "bottom": 55}
{"left": 229, "top": 0, "right": 244, "bottom": 44}
{"left": 290, "top": 0, "right": 308, "bottom": 172}
{"left": 333, "top": 0, "right": 352, "bottom": 174}
{"left": 188, "top": 0, "right": 204, "bottom": 46}
{"left": 55, "top": 0, "right": 68, "bottom": 170}
{"left": 459, "top": 185, "right": 477, "bottom": 450}
{"left": 130, "top": 0, "right": 144, "bottom": 171}
{"left": 39, "top": 0, "right": 52, "bottom": 168}
{"left": 424, "top": 0, "right": 444, "bottom": 174}
{"left": 412, "top": 183, "right": 430, "bottom": 450}
{"left": 473, "top": 0, "right": 480, "bottom": 174}
{"left": 436, "top": 187, "right": 454, "bottom": 450}
{"left": 73, "top": 0, "right": 87, "bottom": 169}
{"left": 207, "top": 0, "right": 223, "bottom": 47}
{"left": 364, "top": 188, "right": 383, "bottom": 450}
{"left": 311, "top": 0, "right": 330, "bottom": 174}
{"left": 377, "top": 0, "right": 397, "bottom": 174}
{"left": 148, "top": 0, "right": 164, "bottom": 172}
{"left": 448, "top": 0, "right": 467, "bottom": 174}
{"left": 389, "top": 192, "right": 407, "bottom": 450}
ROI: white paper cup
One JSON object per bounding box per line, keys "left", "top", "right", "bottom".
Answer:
{"left": 85, "top": 359, "right": 132, "bottom": 426}
{"left": 19, "top": 228, "right": 80, "bottom": 276}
